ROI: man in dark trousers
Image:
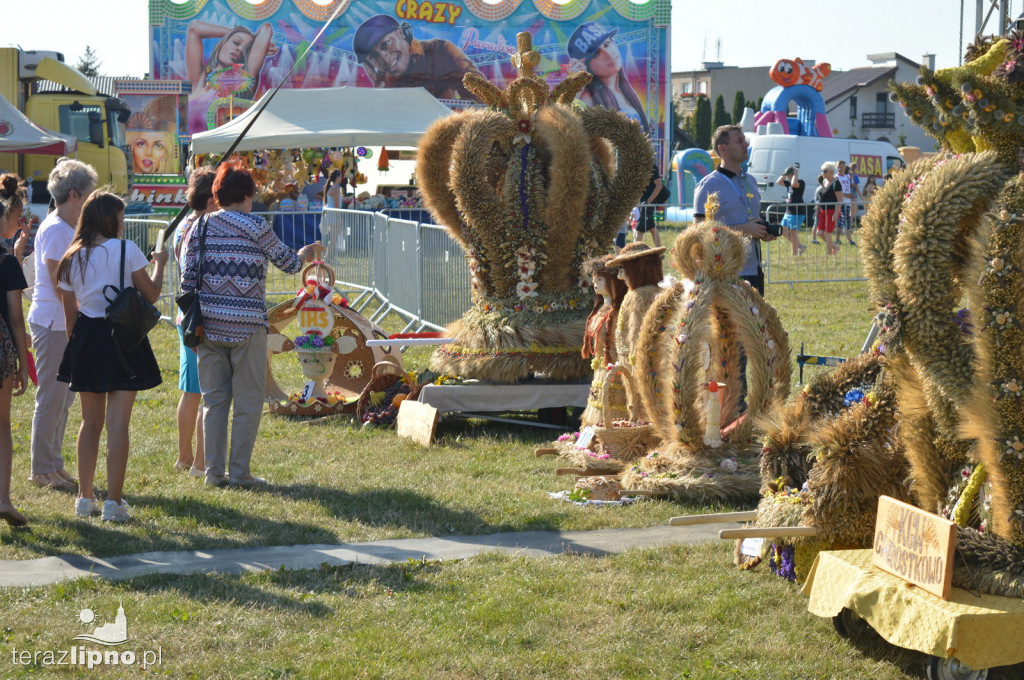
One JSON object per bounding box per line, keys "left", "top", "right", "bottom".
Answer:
{"left": 693, "top": 124, "right": 775, "bottom": 293}
{"left": 634, "top": 163, "right": 668, "bottom": 248}
{"left": 353, "top": 15, "right": 482, "bottom": 102}
{"left": 776, "top": 165, "right": 807, "bottom": 256}
{"left": 692, "top": 125, "right": 776, "bottom": 409}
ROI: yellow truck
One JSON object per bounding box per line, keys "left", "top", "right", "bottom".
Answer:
{"left": 0, "top": 48, "right": 131, "bottom": 196}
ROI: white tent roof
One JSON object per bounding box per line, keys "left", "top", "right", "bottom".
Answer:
{"left": 0, "top": 93, "right": 77, "bottom": 155}
{"left": 189, "top": 86, "right": 454, "bottom": 154}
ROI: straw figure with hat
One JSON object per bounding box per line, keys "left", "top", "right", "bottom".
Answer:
{"left": 843, "top": 34, "right": 1024, "bottom": 596}
{"left": 534, "top": 253, "right": 658, "bottom": 476}
{"left": 608, "top": 241, "right": 665, "bottom": 415}
{"left": 417, "top": 32, "right": 652, "bottom": 383}
{"left": 618, "top": 195, "right": 790, "bottom": 503}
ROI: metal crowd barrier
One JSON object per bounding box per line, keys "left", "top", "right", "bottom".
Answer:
{"left": 128, "top": 207, "right": 473, "bottom": 333}
{"left": 129, "top": 196, "right": 875, "bottom": 330}
{"left": 420, "top": 224, "right": 472, "bottom": 327}
{"left": 761, "top": 201, "right": 869, "bottom": 287}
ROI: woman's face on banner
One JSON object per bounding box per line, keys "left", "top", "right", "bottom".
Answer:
{"left": 588, "top": 37, "right": 622, "bottom": 78}
{"left": 219, "top": 31, "right": 254, "bottom": 68}
{"left": 130, "top": 130, "right": 169, "bottom": 174}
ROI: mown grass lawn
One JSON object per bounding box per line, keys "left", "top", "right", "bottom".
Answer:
{"left": 1, "top": 241, "right": 984, "bottom": 679}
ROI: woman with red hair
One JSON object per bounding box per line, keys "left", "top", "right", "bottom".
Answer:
{"left": 180, "top": 161, "right": 319, "bottom": 488}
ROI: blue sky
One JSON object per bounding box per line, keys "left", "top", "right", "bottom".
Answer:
{"left": 3, "top": 0, "right": 1001, "bottom": 78}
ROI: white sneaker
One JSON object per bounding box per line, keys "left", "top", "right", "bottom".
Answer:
{"left": 101, "top": 500, "right": 133, "bottom": 523}
{"left": 74, "top": 497, "right": 101, "bottom": 518}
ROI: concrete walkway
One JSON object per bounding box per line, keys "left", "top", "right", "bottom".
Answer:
{"left": 0, "top": 523, "right": 742, "bottom": 587}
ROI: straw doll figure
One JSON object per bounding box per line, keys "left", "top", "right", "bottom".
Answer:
{"left": 609, "top": 242, "right": 665, "bottom": 376}
{"left": 580, "top": 255, "right": 628, "bottom": 427}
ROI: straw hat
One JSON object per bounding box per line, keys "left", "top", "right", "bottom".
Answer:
{"left": 607, "top": 242, "right": 665, "bottom": 266}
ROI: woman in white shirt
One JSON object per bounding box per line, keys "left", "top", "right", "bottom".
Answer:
{"left": 55, "top": 191, "right": 168, "bottom": 523}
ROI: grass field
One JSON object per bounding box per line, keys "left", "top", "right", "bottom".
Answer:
{"left": 0, "top": 229, "right": 1001, "bottom": 679}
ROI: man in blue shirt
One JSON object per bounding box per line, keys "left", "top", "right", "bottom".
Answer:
{"left": 693, "top": 124, "right": 775, "bottom": 293}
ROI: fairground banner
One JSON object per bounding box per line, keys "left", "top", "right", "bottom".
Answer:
{"left": 149, "top": 0, "right": 670, "bottom": 163}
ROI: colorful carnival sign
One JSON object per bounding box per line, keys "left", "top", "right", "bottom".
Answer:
{"left": 149, "top": 0, "right": 670, "bottom": 163}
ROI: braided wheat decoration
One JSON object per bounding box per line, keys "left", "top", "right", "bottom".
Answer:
{"left": 417, "top": 33, "right": 653, "bottom": 383}
{"left": 618, "top": 197, "right": 790, "bottom": 502}
{"left": 860, "top": 36, "right": 1024, "bottom": 594}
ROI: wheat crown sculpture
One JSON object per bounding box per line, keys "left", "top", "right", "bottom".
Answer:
{"left": 617, "top": 196, "right": 791, "bottom": 502}
{"left": 416, "top": 32, "right": 653, "bottom": 383}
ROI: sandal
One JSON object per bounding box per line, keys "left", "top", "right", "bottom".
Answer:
{"left": 174, "top": 460, "right": 193, "bottom": 472}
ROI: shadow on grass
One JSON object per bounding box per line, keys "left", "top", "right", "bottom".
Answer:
{"left": 0, "top": 495, "right": 342, "bottom": 560}
{"left": 110, "top": 559, "right": 442, "bottom": 617}
{"left": 0, "top": 487, "right": 494, "bottom": 559}
{"left": 832, "top": 616, "right": 1024, "bottom": 679}
{"left": 265, "top": 486, "right": 490, "bottom": 534}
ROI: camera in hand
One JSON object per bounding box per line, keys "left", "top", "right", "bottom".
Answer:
{"left": 757, "top": 219, "right": 784, "bottom": 237}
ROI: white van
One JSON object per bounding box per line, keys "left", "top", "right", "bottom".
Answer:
{"left": 747, "top": 132, "right": 904, "bottom": 205}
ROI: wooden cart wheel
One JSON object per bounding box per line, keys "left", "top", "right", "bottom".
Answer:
{"left": 831, "top": 608, "right": 867, "bottom": 640}
{"left": 925, "top": 656, "right": 988, "bottom": 680}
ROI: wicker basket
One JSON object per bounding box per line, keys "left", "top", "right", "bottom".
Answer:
{"left": 355, "top": 361, "right": 406, "bottom": 424}
{"left": 591, "top": 364, "right": 659, "bottom": 463}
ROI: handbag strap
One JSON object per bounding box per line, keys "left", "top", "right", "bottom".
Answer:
{"left": 103, "top": 239, "right": 127, "bottom": 305}
{"left": 193, "top": 215, "right": 208, "bottom": 293}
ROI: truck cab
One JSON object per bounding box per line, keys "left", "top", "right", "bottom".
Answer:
{"left": 0, "top": 48, "right": 130, "bottom": 196}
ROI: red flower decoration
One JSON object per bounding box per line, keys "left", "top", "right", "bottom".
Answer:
{"left": 517, "top": 119, "right": 531, "bottom": 132}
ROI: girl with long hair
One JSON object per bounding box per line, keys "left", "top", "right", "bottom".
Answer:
{"left": 0, "top": 183, "right": 31, "bottom": 527}
{"left": 568, "top": 23, "right": 651, "bottom": 134}
{"left": 56, "top": 191, "right": 168, "bottom": 522}
{"left": 185, "top": 20, "right": 278, "bottom": 133}
{"left": 172, "top": 168, "right": 216, "bottom": 476}
{"left": 323, "top": 169, "right": 342, "bottom": 210}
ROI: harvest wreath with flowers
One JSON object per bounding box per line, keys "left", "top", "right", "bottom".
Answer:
{"left": 416, "top": 32, "right": 653, "bottom": 383}
{"left": 265, "top": 258, "right": 403, "bottom": 417}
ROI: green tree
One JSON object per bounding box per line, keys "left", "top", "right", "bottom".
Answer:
{"left": 712, "top": 94, "right": 730, "bottom": 130}
{"left": 75, "top": 46, "right": 102, "bottom": 78}
{"left": 694, "top": 95, "right": 712, "bottom": 150}
{"left": 732, "top": 91, "right": 746, "bottom": 124}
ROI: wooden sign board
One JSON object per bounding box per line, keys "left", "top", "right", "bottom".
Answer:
{"left": 396, "top": 399, "right": 439, "bottom": 447}
{"left": 871, "top": 495, "right": 957, "bottom": 600}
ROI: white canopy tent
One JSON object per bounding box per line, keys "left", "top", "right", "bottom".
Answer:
{"left": 0, "top": 93, "right": 77, "bottom": 155}
{"left": 189, "top": 86, "right": 454, "bottom": 154}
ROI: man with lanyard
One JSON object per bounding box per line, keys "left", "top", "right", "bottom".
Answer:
{"left": 693, "top": 124, "right": 776, "bottom": 293}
